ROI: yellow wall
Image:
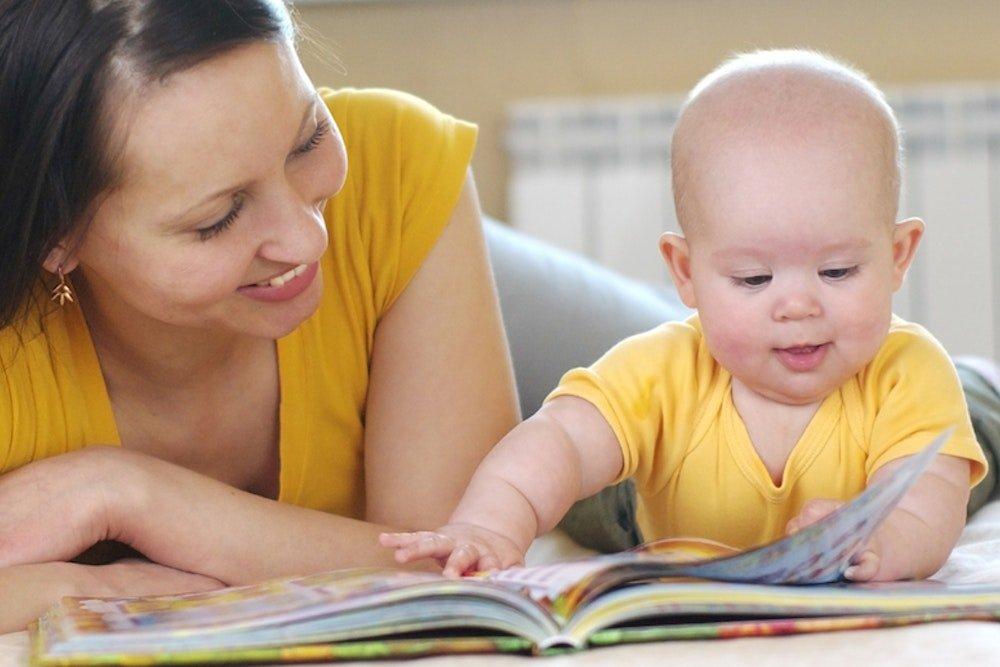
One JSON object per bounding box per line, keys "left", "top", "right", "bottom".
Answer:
{"left": 295, "top": 0, "right": 1000, "bottom": 220}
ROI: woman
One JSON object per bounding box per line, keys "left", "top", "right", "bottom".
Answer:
{"left": 0, "top": 0, "right": 518, "bottom": 630}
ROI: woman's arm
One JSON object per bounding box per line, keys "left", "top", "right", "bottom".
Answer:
{"left": 363, "top": 171, "right": 520, "bottom": 529}
{"left": 0, "top": 173, "right": 519, "bottom": 585}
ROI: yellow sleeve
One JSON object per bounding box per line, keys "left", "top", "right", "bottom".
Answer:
{"left": 320, "top": 88, "right": 477, "bottom": 318}
{"left": 862, "top": 322, "right": 987, "bottom": 486}
{"left": 544, "top": 321, "right": 704, "bottom": 496}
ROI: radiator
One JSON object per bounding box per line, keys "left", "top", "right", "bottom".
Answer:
{"left": 506, "top": 87, "right": 1000, "bottom": 359}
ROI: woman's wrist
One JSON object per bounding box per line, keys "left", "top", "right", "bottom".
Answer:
{"left": 95, "top": 447, "right": 161, "bottom": 547}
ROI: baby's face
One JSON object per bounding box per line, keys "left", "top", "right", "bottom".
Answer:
{"left": 679, "top": 138, "right": 906, "bottom": 406}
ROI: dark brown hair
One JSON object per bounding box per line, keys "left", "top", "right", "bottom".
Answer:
{"left": 0, "top": 0, "right": 293, "bottom": 329}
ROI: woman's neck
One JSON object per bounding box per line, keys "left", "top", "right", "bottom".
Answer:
{"left": 73, "top": 273, "right": 261, "bottom": 394}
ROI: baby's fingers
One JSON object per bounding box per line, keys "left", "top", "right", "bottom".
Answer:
{"left": 379, "top": 532, "right": 424, "bottom": 548}
{"left": 384, "top": 532, "right": 457, "bottom": 564}
{"left": 442, "top": 543, "right": 483, "bottom": 579}
{"left": 844, "top": 550, "right": 880, "bottom": 582}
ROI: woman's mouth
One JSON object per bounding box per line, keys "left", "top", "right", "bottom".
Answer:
{"left": 237, "top": 262, "right": 319, "bottom": 303}
{"left": 253, "top": 263, "right": 309, "bottom": 288}
{"left": 775, "top": 343, "right": 829, "bottom": 372}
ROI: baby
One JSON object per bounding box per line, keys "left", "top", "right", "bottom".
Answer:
{"left": 382, "top": 50, "right": 988, "bottom": 581}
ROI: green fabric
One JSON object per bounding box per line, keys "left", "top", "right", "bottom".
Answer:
{"left": 560, "top": 359, "right": 1000, "bottom": 553}
{"left": 958, "top": 361, "right": 1000, "bottom": 514}
{"left": 558, "top": 479, "right": 642, "bottom": 553}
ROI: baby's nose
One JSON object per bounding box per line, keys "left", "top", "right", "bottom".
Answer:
{"left": 772, "top": 289, "right": 822, "bottom": 321}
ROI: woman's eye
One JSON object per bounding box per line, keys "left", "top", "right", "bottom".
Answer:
{"left": 291, "top": 119, "right": 330, "bottom": 157}
{"left": 821, "top": 266, "right": 858, "bottom": 280}
{"left": 197, "top": 194, "right": 245, "bottom": 241}
{"left": 733, "top": 274, "right": 772, "bottom": 287}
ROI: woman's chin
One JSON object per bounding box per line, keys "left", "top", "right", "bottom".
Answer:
{"left": 239, "top": 282, "right": 323, "bottom": 340}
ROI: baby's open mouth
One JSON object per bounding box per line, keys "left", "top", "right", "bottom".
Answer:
{"left": 774, "top": 343, "right": 830, "bottom": 371}
{"left": 778, "top": 344, "right": 826, "bottom": 355}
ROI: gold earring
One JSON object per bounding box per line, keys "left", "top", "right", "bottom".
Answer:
{"left": 51, "top": 266, "right": 74, "bottom": 306}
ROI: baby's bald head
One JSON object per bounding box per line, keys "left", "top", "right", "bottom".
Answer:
{"left": 671, "top": 50, "right": 901, "bottom": 239}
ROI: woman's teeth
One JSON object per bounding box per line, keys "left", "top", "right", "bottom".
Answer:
{"left": 257, "top": 264, "right": 308, "bottom": 288}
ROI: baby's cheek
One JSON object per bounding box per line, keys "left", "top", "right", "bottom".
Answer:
{"left": 703, "top": 317, "right": 756, "bottom": 368}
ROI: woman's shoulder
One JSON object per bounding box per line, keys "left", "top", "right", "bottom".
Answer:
{"left": 319, "top": 87, "right": 449, "bottom": 121}
{"left": 319, "top": 87, "right": 471, "bottom": 148}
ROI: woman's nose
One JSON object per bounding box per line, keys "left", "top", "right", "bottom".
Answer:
{"left": 255, "top": 189, "right": 329, "bottom": 265}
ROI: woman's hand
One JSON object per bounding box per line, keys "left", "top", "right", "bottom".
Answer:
{"left": 0, "top": 446, "right": 148, "bottom": 569}
{"left": 81, "top": 559, "right": 225, "bottom": 597}
{"left": 0, "top": 560, "right": 223, "bottom": 634}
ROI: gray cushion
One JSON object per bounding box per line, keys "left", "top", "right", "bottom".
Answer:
{"left": 484, "top": 217, "right": 690, "bottom": 419}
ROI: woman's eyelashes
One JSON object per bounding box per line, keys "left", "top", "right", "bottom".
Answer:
{"left": 198, "top": 193, "right": 245, "bottom": 242}
{"left": 290, "top": 118, "right": 330, "bottom": 157}
{"left": 194, "top": 120, "right": 331, "bottom": 241}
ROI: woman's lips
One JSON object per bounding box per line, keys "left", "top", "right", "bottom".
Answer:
{"left": 237, "top": 262, "right": 319, "bottom": 303}
{"left": 775, "top": 343, "right": 829, "bottom": 372}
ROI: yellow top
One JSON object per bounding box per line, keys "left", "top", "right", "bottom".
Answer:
{"left": 548, "top": 315, "right": 988, "bottom": 549}
{"left": 0, "top": 88, "right": 477, "bottom": 519}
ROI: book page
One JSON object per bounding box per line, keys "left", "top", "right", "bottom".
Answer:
{"left": 486, "top": 429, "right": 950, "bottom": 611}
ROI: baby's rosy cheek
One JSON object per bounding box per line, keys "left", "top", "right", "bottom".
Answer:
{"left": 707, "top": 327, "right": 752, "bottom": 364}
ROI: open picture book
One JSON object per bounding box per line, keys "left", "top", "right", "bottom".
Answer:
{"left": 31, "top": 430, "right": 1000, "bottom": 665}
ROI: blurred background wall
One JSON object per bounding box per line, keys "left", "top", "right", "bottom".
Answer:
{"left": 294, "top": 0, "right": 1000, "bottom": 358}
{"left": 295, "top": 0, "right": 1000, "bottom": 220}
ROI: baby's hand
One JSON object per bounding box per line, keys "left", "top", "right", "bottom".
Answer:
{"left": 379, "top": 523, "right": 526, "bottom": 578}
{"left": 785, "top": 498, "right": 882, "bottom": 582}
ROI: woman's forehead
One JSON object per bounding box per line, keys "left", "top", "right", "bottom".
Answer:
{"left": 113, "top": 41, "right": 313, "bottom": 202}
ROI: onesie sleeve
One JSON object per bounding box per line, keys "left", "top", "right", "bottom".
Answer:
{"left": 545, "top": 321, "right": 704, "bottom": 496}
{"left": 863, "top": 323, "right": 988, "bottom": 486}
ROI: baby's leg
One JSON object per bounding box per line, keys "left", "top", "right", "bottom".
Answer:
{"left": 957, "top": 357, "right": 1000, "bottom": 514}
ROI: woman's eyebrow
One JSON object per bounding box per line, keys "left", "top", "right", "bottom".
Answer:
{"left": 163, "top": 96, "right": 323, "bottom": 226}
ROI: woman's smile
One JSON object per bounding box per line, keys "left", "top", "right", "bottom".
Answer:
{"left": 237, "top": 261, "right": 319, "bottom": 302}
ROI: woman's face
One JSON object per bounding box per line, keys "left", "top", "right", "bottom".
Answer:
{"left": 69, "top": 40, "right": 346, "bottom": 340}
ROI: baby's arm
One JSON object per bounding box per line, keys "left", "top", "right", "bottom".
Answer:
{"left": 380, "top": 396, "right": 623, "bottom": 576}
{"left": 787, "top": 453, "right": 972, "bottom": 581}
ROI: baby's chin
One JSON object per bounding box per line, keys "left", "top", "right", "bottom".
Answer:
{"left": 737, "top": 375, "right": 846, "bottom": 407}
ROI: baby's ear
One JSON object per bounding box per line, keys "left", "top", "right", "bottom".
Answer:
{"left": 659, "top": 232, "right": 696, "bottom": 308}
{"left": 891, "top": 218, "right": 924, "bottom": 291}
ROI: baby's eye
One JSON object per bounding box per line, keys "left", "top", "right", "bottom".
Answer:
{"left": 732, "top": 274, "right": 771, "bottom": 288}
{"left": 820, "top": 266, "right": 859, "bottom": 280}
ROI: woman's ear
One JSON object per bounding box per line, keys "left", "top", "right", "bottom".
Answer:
{"left": 659, "top": 232, "right": 697, "bottom": 308}
{"left": 891, "top": 218, "right": 924, "bottom": 292}
{"left": 41, "top": 242, "right": 79, "bottom": 276}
